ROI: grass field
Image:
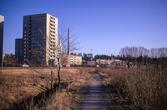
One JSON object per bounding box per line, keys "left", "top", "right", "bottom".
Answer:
{"left": 1, "top": 66, "right": 167, "bottom": 110}
{"left": 98, "top": 66, "right": 167, "bottom": 110}
{"left": 0, "top": 67, "right": 95, "bottom": 110}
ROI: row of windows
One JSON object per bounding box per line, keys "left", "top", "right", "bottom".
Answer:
{"left": 49, "top": 51, "right": 55, "bottom": 54}
{"left": 48, "top": 51, "right": 55, "bottom": 58}
{"left": 49, "top": 37, "right": 55, "bottom": 41}
{"left": 50, "top": 16, "right": 56, "bottom": 20}
{"left": 50, "top": 28, "right": 56, "bottom": 33}
{"left": 50, "top": 26, "right": 55, "bottom": 31}
{"left": 49, "top": 40, "right": 55, "bottom": 44}
{"left": 50, "top": 23, "right": 55, "bottom": 28}
{"left": 50, "top": 20, "right": 55, "bottom": 24}
{"left": 49, "top": 47, "right": 55, "bottom": 51}
{"left": 50, "top": 32, "right": 56, "bottom": 36}
{"left": 48, "top": 56, "right": 55, "bottom": 58}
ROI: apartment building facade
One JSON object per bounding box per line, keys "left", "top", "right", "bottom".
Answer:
{"left": 15, "top": 38, "right": 23, "bottom": 64}
{"left": 23, "top": 13, "right": 58, "bottom": 66}
{"left": 66, "top": 54, "right": 82, "bottom": 66}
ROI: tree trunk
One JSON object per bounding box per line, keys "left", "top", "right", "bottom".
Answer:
{"left": 57, "top": 58, "right": 61, "bottom": 88}
{"left": 50, "top": 70, "right": 53, "bottom": 89}
{"left": 57, "top": 66, "right": 61, "bottom": 87}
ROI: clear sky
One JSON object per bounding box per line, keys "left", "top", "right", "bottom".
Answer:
{"left": 0, "top": 0, "right": 167, "bottom": 55}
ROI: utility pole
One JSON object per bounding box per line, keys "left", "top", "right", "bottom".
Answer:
{"left": 67, "top": 28, "right": 70, "bottom": 55}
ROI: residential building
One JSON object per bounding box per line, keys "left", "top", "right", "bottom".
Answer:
{"left": 0, "top": 15, "right": 4, "bottom": 66}
{"left": 66, "top": 54, "right": 82, "bottom": 66}
{"left": 82, "top": 53, "right": 94, "bottom": 66}
{"left": 23, "top": 13, "right": 58, "bottom": 66}
{"left": 96, "top": 59, "right": 124, "bottom": 67}
{"left": 83, "top": 53, "right": 93, "bottom": 61}
{"left": 15, "top": 38, "right": 23, "bottom": 64}
{"left": 96, "top": 59, "right": 112, "bottom": 65}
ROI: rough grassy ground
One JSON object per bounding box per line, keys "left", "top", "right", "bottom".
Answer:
{"left": 97, "top": 67, "right": 167, "bottom": 110}
{"left": 0, "top": 67, "right": 95, "bottom": 110}
{"left": 45, "top": 70, "right": 94, "bottom": 110}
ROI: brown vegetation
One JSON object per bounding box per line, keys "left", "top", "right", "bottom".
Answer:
{"left": 98, "top": 66, "right": 167, "bottom": 110}
{"left": 0, "top": 67, "right": 95, "bottom": 110}
{"left": 45, "top": 68, "right": 93, "bottom": 110}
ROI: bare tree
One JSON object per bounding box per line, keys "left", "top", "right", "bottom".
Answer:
{"left": 120, "top": 47, "right": 167, "bottom": 58}
{"left": 55, "top": 27, "right": 79, "bottom": 87}
{"left": 120, "top": 47, "right": 149, "bottom": 58}
{"left": 58, "top": 27, "right": 79, "bottom": 55}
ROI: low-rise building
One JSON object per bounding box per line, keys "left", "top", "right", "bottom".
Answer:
{"left": 83, "top": 53, "right": 93, "bottom": 61}
{"left": 66, "top": 54, "right": 82, "bottom": 66}
{"left": 96, "top": 59, "right": 123, "bottom": 67}
{"left": 96, "top": 59, "right": 112, "bottom": 65}
{"left": 82, "top": 53, "right": 94, "bottom": 66}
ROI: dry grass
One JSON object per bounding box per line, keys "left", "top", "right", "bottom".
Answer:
{"left": 98, "top": 67, "right": 167, "bottom": 110}
{"left": 45, "top": 91, "right": 73, "bottom": 110}
{"left": 45, "top": 71, "right": 92, "bottom": 110}
{"left": 44, "top": 67, "right": 94, "bottom": 110}
{"left": 0, "top": 67, "right": 95, "bottom": 110}
{"left": 0, "top": 68, "right": 50, "bottom": 109}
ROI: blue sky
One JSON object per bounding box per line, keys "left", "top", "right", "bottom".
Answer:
{"left": 0, "top": 0, "right": 167, "bottom": 55}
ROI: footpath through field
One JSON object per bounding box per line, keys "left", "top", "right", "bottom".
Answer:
{"left": 79, "top": 73, "right": 134, "bottom": 110}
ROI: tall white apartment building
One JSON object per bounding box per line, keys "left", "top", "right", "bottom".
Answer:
{"left": 23, "top": 13, "right": 58, "bottom": 66}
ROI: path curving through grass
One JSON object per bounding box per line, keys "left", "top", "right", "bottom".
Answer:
{"left": 79, "top": 73, "right": 135, "bottom": 110}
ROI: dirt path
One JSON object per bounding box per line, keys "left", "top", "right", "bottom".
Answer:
{"left": 79, "top": 73, "right": 134, "bottom": 110}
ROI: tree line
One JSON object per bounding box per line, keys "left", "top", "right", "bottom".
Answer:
{"left": 120, "top": 46, "right": 167, "bottom": 58}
